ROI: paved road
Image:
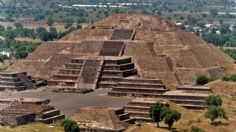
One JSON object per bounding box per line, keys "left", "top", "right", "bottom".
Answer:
{"left": 0, "top": 89, "right": 131, "bottom": 117}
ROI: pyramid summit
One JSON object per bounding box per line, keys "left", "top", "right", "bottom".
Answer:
{"left": 8, "top": 13, "right": 234, "bottom": 86}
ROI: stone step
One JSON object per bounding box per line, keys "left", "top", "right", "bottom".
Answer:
{"left": 40, "top": 114, "right": 65, "bottom": 124}
{"left": 57, "top": 69, "right": 81, "bottom": 74}
{"left": 169, "top": 99, "right": 205, "bottom": 106}
{"left": 104, "top": 58, "right": 131, "bottom": 65}
{"left": 0, "top": 81, "right": 24, "bottom": 86}
{"left": 125, "top": 111, "right": 150, "bottom": 118}
{"left": 51, "top": 87, "right": 93, "bottom": 94}
{"left": 0, "top": 85, "right": 26, "bottom": 91}
{"left": 127, "top": 102, "right": 156, "bottom": 107}
{"left": 53, "top": 74, "right": 79, "bottom": 80}
{"left": 41, "top": 109, "right": 60, "bottom": 119}
{"left": 64, "top": 63, "right": 83, "bottom": 69}
{"left": 115, "top": 83, "right": 165, "bottom": 88}
{"left": 0, "top": 76, "right": 21, "bottom": 82}
{"left": 124, "top": 105, "right": 150, "bottom": 112}
{"left": 163, "top": 94, "right": 207, "bottom": 100}
{"left": 112, "top": 87, "right": 168, "bottom": 93}
{"left": 103, "top": 63, "right": 135, "bottom": 70}
{"left": 47, "top": 80, "right": 76, "bottom": 87}
{"left": 118, "top": 113, "right": 130, "bottom": 120}
{"left": 97, "top": 81, "right": 117, "bottom": 88}
{"left": 122, "top": 118, "right": 135, "bottom": 124}
{"left": 180, "top": 104, "right": 206, "bottom": 110}
{"left": 70, "top": 59, "right": 85, "bottom": 64}
{"left": 101, "top": 69, "right": 137, "bottom": 77}
{"left": 108, "top": 91, "right": 163, "bottom": 98}
{"left": 119, "top": 79, "right": 163, "bottom": 84}
{"left": 99, "top": 76, "right": 122, "bottom": 82}
{"left": 131, "top": 117, "right": 153, "bottom": 123}
{"left": 177, "top": 86, "right": 212, "bottom": 92}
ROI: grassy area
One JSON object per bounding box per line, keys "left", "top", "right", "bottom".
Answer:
{"left": 0, "top": 60, "right": 12, "bottom": 70}
{"left": 0, "top": 123, "right": 63, "bottom": 132}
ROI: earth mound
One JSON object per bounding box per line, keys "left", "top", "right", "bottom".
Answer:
{"left": 8, "top": 13, "right": 234, "bottom": 85}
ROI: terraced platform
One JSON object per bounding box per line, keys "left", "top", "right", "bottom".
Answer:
{"left": 0, "top": 71, "right": 35, "bottom": 91}
{"left": 0, "top": 100, "right": 65, "bottom": 126}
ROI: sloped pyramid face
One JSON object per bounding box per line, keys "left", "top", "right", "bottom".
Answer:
{"left": 8, "top": 14, "right": 234, "bottom": 85}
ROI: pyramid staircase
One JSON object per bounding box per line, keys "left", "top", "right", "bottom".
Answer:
{"left": 0, "top": 71, "right": 35, "bottom": 91}
{"left": 38, "top": 106, "right": 65, "bottom": 124}
{"left": 48, "top": 58, "right": 103, "bottom": 93}
{"left": 115, "top": 108, "right": 135, "bottom": 124}
{"left": 123, "top": 99, "right": 158, "bottom": 123}
{"left": 98, "top": 57, "right": 137, "bottom": 88}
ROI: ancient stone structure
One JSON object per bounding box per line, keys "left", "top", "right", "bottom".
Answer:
{"left": 4, "top": 14, "right": 232, "bottom": 125}
{"left": 0, "top": 99, "right": 65, "bottom": 126}
{"left": 163, "top": 85, "right": 212, "bottom": 109}
{"left": 0, "top": 71, "right": 35, "bottom": 91}
{"left": 8, "top": 14, "right": 233, "bottom": 85}
{"left": 70, "top": 107, "right": 133, "bottom": 132}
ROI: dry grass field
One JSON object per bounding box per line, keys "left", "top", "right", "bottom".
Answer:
{"left": 0, "top": 123, "right": 63, "bottom": 132}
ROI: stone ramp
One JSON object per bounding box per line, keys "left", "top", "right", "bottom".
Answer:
{"left": 99, "top": 41, "right": 125, "bottom": 56}
{"left": 110, "top": 29, "right": 135, "bottom": 40}
{"left": 77, "top": 60, "right": 104, "bottom": 90}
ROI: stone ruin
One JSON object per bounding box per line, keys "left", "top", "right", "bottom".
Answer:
{"left": 0, "top": 98, "right": 65, "bottom": 127}
{"left": 70, "top": 107, "right": 134, "bottom": 132}
{"left": 4, "top": 14, "right": 232, "bottom": 127}
{"left": 0, "top": 71, "right": 35, "bottom": 91}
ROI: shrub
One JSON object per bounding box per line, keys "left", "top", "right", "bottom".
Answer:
{"left": 221, "top": 74, "right": 236, "bottom": 82}
{"left": 205, "top": 95, "right": 222, "bottom": 107}
{"left": 191, "top": 126, "right": 205, "bottom": 132}
{"left": 60, "top": 119, "right": 79, "bottom": 132}
{"left": 196, "top": 75, "right": 208, "bottom": 85}
{"left": 221, "top": 76, "right": 230, "bottom": 81}
{"left": 205, "top": 106, "right": 227, "bottom": 125}
{"left": 164, "top": 110, "right": 181, "bottom": 129}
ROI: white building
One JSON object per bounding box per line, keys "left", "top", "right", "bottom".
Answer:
{"left": 0, "top": 51, "right": 11, "bottom": 57}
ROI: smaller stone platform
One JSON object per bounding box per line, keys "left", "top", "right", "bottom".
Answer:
{"left": 0, "top": 71, "right": 35, "bottom": 91}
{"left": 70, "top": 106, "right": 134, "bottom": 132}
{"left": 163, "top": 85, "right": 213, "bottom": 110}
{"left": 0, "top": 98, "right": 65, "bottom": 127}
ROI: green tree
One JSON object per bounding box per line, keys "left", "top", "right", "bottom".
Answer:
{"left": 149, "top": 102, "right": 167, "bottom": 127}
{"left": 60, "top": 119, "right": 79, "bottom": 132}
{"left": 196, "top": 75, "right": 208, "bottom": 85}
{"left": 205, "top": 106, "right": 227, "bottom": 125}
{"left": 47, "top": 17, "right": 54, "bottom": 26}
{"left": 49, "top": 27, "right": 58, "bottom": 40}
{"left": 4, "top": 27, "right": 17, "bottom": 39}
{"left": 210, "top": 9, "right": 218, "bottom": 17}
{"left": 15, "top": 22, "right": 23, "bottom": 29}
{"left": 164, "top": 110, "right": 181, "bottom": 129}
{"left": 220, "top": 24, "right": 230, "bottom": 35}
{"left": 205, "top": 95, "right": 222, "bottom": 107}
{"left": 16, "top": 46, "right": 28, "bottom": 59}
